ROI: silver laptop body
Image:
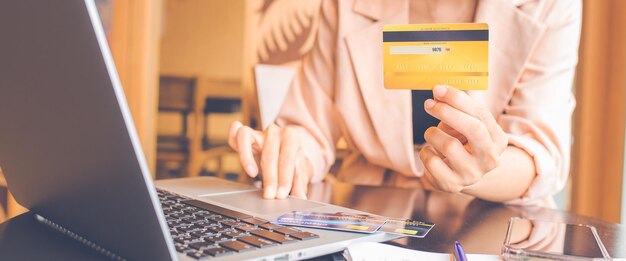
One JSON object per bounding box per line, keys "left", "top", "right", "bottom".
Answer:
{"left": 0, "top": 0, "right": 398, "bottom": 260}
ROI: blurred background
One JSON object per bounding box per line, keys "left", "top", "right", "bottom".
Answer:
{"left": 0, "top": 0, "right": 625, "bottom": 225}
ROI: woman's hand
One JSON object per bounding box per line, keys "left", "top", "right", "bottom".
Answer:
{"left": 420, "top": 85, "right": 508, "bottom": 193}
{"left": 228, "top": 121, "right": 313, "bottom": 199}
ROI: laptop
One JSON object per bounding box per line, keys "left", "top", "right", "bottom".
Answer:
{"left": 0, "top": 0, "right": 399, "bottom": 260}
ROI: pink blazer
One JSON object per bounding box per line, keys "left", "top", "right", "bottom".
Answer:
{"left": 276, "top": 0, "right": 581, "bottom": 206}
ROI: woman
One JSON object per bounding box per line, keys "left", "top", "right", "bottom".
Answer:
{"left": 228, "top": 0, "right": 581, "bottom": 207}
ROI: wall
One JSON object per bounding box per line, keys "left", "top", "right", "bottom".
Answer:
{"left": 159, "top": 0, "right": 245, "bottom": 80}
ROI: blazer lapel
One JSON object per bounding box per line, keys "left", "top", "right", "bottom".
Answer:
{"left": 346, "top": 0, "right": 417, "bottom": 175}
{"left": 470, "top": 0, "right": 547, "bottom": 113}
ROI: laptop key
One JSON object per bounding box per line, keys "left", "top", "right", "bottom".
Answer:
{"left": 178, "top": 225, "right": 202, "bottom": 233}
{"left": 168, "top": 220, "right": 184, "bottom": 227}
{"left": 235, "top": 224, "right": 259, "bottom": 233}
{"left": 259, "top": 223, "right": 282, "bottom": 230}
{"left": 223, "top": 230, "right": 246, "bottom": 238}
{"left": 188, "top": 241, "right": 216, "bottom": 250}
{"left": 191, "top": 230, "right": 216, "bottom": 238}
{"left": 170, "top": 213, "right": 191, "bottom": 219}
{"left": 220, "top": 240, "right": 255, "bottom": 253}
{"left": 175, "top": 244, "right": 194, "bottom": 253}
{"left": 242, "top": 217, "right": 269, "bottom": 225}
{"left": 220, "top": 220, "right": 238, "bottom": 227}
{"left": 238, "top": 235, "right": 278, "bottom": 248}
{"left": 204, "top": 234, "right": 231, "bottom": 243}
{"left": 161, "top": 200, "right": 175, "bottom": 207}
{"left": 174, "top": 235, "right": 197, "bottom": 244}
{"left": 196, "top": 220, "right": 218, "bottom": 228}
{"left": 171, "top": 230, "right": 189, "bottom": 238}
{"left": 172, "top": 204, "right": 188, "bottom": 210}
{"left": 208, "top": 226, "right": 231, "bottom": 234}
{"left": 184, "top": 200, "right": 252, "bottom": 220}
{"left": 251, "top": 230, "right": 298, "bottom": 244}
{"left": 207, "top": 215, "right": 230, "bottom": 223}
{"left": 183, "top": 207, "right": 200, "bottom": 214}
{"left": 182, "top": 216, "right": 204, "bottom": 224}
{"left": 290, "top": 231, "right": 319, "bottom": 240}
{"left": 273, "top": 227, "right": 300, "bottom": 235}
{"left": 187, "top": 251, "right": 210, "bottom": 260}
{"left": 204, "top": 246, "right": 233, "bottom": 257}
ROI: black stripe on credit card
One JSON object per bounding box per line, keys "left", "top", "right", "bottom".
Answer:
{"left": 383, "top": 30, "right": 488, "bottom": 42}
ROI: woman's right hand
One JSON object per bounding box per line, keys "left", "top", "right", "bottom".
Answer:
{"left": 227, "top": 121, "right": 313, "bottom": 199}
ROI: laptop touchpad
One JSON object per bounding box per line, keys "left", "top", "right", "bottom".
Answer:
{"left": 202, "top": 190, "right": 325, "bottom": 215}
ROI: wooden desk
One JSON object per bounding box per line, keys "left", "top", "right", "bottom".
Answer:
{"left": 1, "top": 181, "right": 625, "bottom": 259}
{"left": 307, "top": 182, "right": 626, "bottom": 258}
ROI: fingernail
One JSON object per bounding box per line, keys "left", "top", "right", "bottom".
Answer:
{"left": 424, "top": 99, "right": 436, "bottom": 109}
{"left": 276, "top": 186, "right": 288, "bottom": 199}
{"left": 263, "top": 185, "right": 276, "bottom": 199}
{"left": 245, "top": 164, "right": 258, "bottom": 177}
{"left": 433, "top": 85, "right": 447, "bottom": 97}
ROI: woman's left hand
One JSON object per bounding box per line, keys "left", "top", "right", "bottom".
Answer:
{"left": 420, "top": 85, "right": 508, "bottom": 193}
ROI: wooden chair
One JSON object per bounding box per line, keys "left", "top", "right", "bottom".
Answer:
{"left": 189, "top": 79, "right": 242, "bottom": 179}
{"left": 156, "top": 76, "right": 197, "bottom": 178}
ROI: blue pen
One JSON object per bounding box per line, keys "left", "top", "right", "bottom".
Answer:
{"left": 454, "top": 241, "right": 468, "bottom": 261}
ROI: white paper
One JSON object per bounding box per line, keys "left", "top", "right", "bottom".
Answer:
{"left": 345, "top": 242, "right": 500, "bottom": 261}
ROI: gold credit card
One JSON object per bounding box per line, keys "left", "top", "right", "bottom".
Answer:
{"left": 383, "top": 23, "right": 489, "bottom": 90}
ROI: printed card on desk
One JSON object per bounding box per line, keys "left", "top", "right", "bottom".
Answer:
{"left": 378, "top": 218, "right": 435, "bottom": 238}
{"left": 383, "top": 23, "right": 489, "bottom": 90}
{"left": 275, "top": 211, "right": 386, "bottom": 234}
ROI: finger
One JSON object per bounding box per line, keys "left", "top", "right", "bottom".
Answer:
{"left": 424, "top": 127, "right": 471, "bottom": 164}
{"left": 432, "top": 85, "right": 501, "bottom": 141}
{"left": 438, "top": 122, "right": 467, "bottom": 144}
{"left": 290, "top": 155, "right": 309, "bottom": 199}
{"left": 236, "top": 125, "right": 259, "bottom": 178}
{"left": 228, "top": 121, "right": 244, "bottom": 150}
{"left": 424, "top": 98, "right": 492, "bottom": 156}
{"left": 260, "top": 124, "right": 281, "bottom": 199}
{"left": 422, "top": 169, "right": 437, "bottom": 189}
{"left": 276, "top": 128, "right": 299, "bottom": 199}
{"left": 419, "top": 145, "right": 463, "bottom": 193}
{"left": 424, "top": 127, "right": 481, "bottom": 185}
{"left": 432, "top": 85, "right": 489, "bottom": 123}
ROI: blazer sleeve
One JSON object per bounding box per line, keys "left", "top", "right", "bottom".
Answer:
{"left": 502, "top": 0, "right": 582, "bottom": 205}
{"left": 274, "top": 0, "right": 340, "bottom": 182}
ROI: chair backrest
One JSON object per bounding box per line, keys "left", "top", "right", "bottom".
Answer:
{"left": 158, "top": 76, "right": 196, "bottom": 113}
{"left": 254, "top": 64, "right": 296, "bottom": 130}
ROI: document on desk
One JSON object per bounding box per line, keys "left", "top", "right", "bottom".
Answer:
{"left": 378, "top": 218, "right": 434, "bottom": 238}
{"left": 345, "top": 242, "right": 499, "bottom": 261}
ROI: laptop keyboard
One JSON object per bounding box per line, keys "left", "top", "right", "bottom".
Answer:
{"left": 157, "top": 189, "right": 319, "bottom": 259}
